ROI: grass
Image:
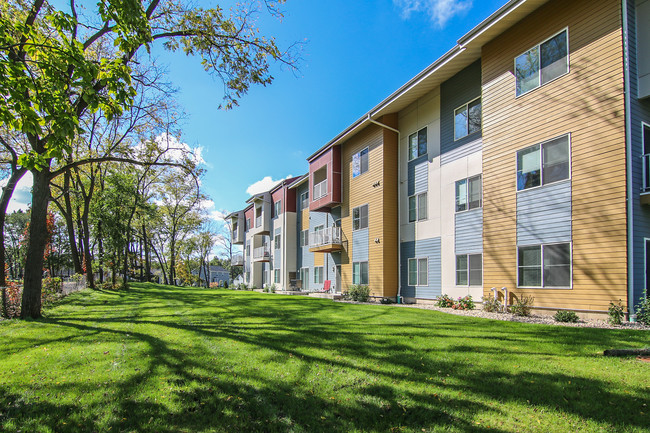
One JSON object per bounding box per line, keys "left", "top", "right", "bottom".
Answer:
{"left": 0, "top": 283, "right": 649, "bottom": 433}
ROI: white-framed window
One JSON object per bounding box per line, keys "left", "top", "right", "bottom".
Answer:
{"left": 456, "top": 254, "right": 482, "bottom": 286}
{"left": 408, "top": 192, "right": 427, "bottom": 222}
{"left": 300, "top": 191, "right": 309, "bottom": 209}
{"left": 408, "top": 128, "right": 427, "bottom": 161}
{"left": 274, "top": 230, "right": 281, "bottom": 250}
{"left": 245, "top": 218, "right": 251, "bottom": 231}
{"left": 273, "top": 200, "right": 281, "bottom": 218}
{"left": 517, "top": 134, "right": 570, "bottom": 191}
{"left": 515, "top": 28, "right": 569, "bottom": 97}
{"left": 300, "top": 267, "right": 309, "bottom": 290}
{"left": 274, "top": 269, "right": 280, "bottom": 284}
{"left": 314, "top": 266, "right": 324, "bottom": 284}
{"left": 352, "top": 261, "right": 369, "bottom": 285}
{"left": 353, "top": 204, "right": 369, "bottom": 230}
{"left": 408, "top": 258, "right": 428, "bottom": 286}
{"left": 643, "top": 123, "right": 650, "bottom": 191}
{"left": 300, "top": 230, "right": 308, "bottom": 247}
{"left": 454, "top": 97, "right": 482, "bottom": 140}
{"left": 518, "top": 243, "right": 571, "bottom": 288}
{"left": 353, "top": 147, "right": 369, "bottom": 178}
{"left": 455, "top": 175, "right": 482, "bottom": 212}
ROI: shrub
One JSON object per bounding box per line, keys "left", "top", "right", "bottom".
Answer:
{"left": 435, "top": 294, "right": 455, "bottom": 308}
{"left": 2, "top": 282, "right": 22, "bottom": 319}
{"left": 42, "top": 277, "right": 63, "bottom": 306}
{"left": 608, "top": 300, "right": 625, "bottom": 325}
{"left": 269, "top": 284, "right": 276, "bottom": 293}
{"left": 209, "top": 282, "right": 220, "bottom": 289}
{"left": 345, "top": 285, "right": 370, "bottom": 302}
{"left": 482, "top": 296, "right": 503, "bottom": 313}
{"left": 636, "top": 298, "right": 650, "bottom": 325}
{"left": 224, "top": 281, "right": 229, "bottom": 289}
{"left": 554, "top": 310, "right": 579, "bottom": 323}
{"left": 509, "top": 295, "right": 534, "bottom": 317}
{"left": 452, "top": 295, "right": 475, "bottom": 310}
{"left": 380, "top": 297, "right": 395, "bottom": 304}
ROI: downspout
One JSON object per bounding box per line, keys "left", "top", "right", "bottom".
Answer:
{"left": 367, "top": 114, "right": 402, "bottom": 302}
{"left": 622, "top": 0, "right": 636, "bottom": 321}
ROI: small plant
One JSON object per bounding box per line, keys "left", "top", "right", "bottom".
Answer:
{"left": 380, "top": 297, "right": 395, "bottom": 304}
{"left": 269, "top": 284, "right": 276, "bottom": 293}
{"left": 435, "top": 294, "right": 455, "bottom": 308}
{"left": 482, "top": 296, "right": 503, "bottom": 313}
{"left": 345, "top": 285, "right": 370, "bottom": 302}
{"left": 452, "top": 295, "right": 475, "bottom": 310}
{"left": 608, "top": 300, "right": 625, "bottom": 325}
{"left": 636, "top": 297, "right": 650, "bottom": 325}
{"left": 509, "top": 295, "right": 534, "bottom": 317}
{"left": 554, "top": 310, "right": 579, "bottom": 323}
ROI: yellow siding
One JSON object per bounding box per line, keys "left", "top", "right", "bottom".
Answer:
{"left": 481, "top": 0, "right": 626, "bottom": 311}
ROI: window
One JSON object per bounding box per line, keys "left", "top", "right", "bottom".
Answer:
{"left": 274, "top": 230, "right": 281, "bottom": 250}
{"left": 517, "top": 135, "right": 570, "bottom": 190}
{"left": 408, "top": 128, "right": 427, "bottom": 161}
{"left": 353, "top": 147, "right": 369, "bottom": 178}
{"left": 454, "top": 98, "right": 482, "bottom": 140}
{"left": 274, "top": 269, "right": 280, "bottom": 284}
{"left": 408, "top": 258, "right": 428, "bottom": 286}
{"left": 353, "top": 204, "right": 369, "bottom": 230}
{"left": 314, "top": 266, "right": 324, "bottom": 284}
{"left": 408, "top": 192, "right": 427, "bottom": 222}
{"left": 643, "top": 124, "right": 650, "bottom": 191}
{"left": 515, "top": 29, "right": 568, "bottom": 97}
{"left": 353, "top": 262, "right": 369, "bottom": 285}
{"left": 273, "top": 200, "right": 281, "bottom": 218}
{"left": 455, "top": 175, "right": 482, "bottom": 212}
{"left": 300, "top": 230, "right": 308, "bottom": 247}
{"left": 518, "top": 243, "right": 571, "bottom": 287}
{"left": 456, "top": 254, "right": 482, "bottom": 286}
{"left": 245, "top": 218, "right": 251, "bottom": 231}
{"left": 300, "top": 191, "right": 309, "bottom": 209}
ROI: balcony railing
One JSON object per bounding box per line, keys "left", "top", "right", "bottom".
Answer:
{"left": 255, "top": 215, "right": 262, "bottom": 228}
{"left": 232, "top": 254, "right": 244, "bottom": 266}
{"left": 309, "top": 226, "right": 342, "bottom": 249}
{"left": 643, "top": 154, "right": 650, "bottom": 191}
{"left": 253, "top": 245, "right": 271, "bottom": 261}
{"left": 232, "top": 228, "right": 239, "bottom": 240}
{"left": 313, "top": 179, "right": 328, "bottom": 201}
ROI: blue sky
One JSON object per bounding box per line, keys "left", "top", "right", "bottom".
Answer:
{"left": 4, "top": 0, "right": 507, "bottom": 219}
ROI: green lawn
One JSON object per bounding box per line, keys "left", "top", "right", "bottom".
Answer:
{"left": 0, "top": 284, "right": 648, "bottom": 433}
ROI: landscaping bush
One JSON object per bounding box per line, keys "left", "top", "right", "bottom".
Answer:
{"left": 380, "top": 297, "right": 395, "bottom": 304}
{"left": 509, "top": 295, "right": 534, "bottom": 317}
{"left": 435, "top": 294, "right": 455, "bottom": 308}
{"left": 209, "top": 282, "right": 220, "bottom": 289}
{"left": 42, "top": 277, "right": 63, "bottom": 306}
{"left": 636, "top": 297, "right": 650, "bottom": 325}
{"left": 608, "top": 300, "right": 625, "bottom": 325}
{"left": 452, "top": 295, "right": 475, "bottom": 310}
{"left": 2, "top": 282, "right": 22, "bottom": 319}
{"left": 482, "top": 296, "right": 503, "bottom": 313}
{"left": 554, "top": 310, "right": 579, "bottom": 323}
{"left": 345, "top": 285, "right": 370, "bottom": 302}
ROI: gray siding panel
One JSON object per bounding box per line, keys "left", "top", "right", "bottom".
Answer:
{"left": 516, "top": 181, "right": 572, "bottom": 245}
{"left": 440, "top": 138, "right": 482, "bottom": 166}
{"left": 400, "top": 237, "right": 442, "bottom": 299}
{"left": 455, "top": 208, "right": 483, "bottom": 254}
{"left": 352, "top": 229, "right": 369, "bottom": 262}
{"left": 414, "top": 162, "right": 428, "bottom": 194}
{"left": 440, "top": 60, "right": 482, "bottom": 155}
{"left": 407, "top": 154, "right": 428, "bottom": 196}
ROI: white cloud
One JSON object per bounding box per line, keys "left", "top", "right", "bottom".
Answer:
{"left": 0, "top": 171, "right": 33, "bottom": 213}
{"left": 198, "top": 199, "right": 229, "bottom": 222}
{"left": 394, "top": 0, "right": 472, "bottom": 28}
{"left": 133, "top": 133, "right": 205, "bottom": 166}
{"left": 245, "top": 174, "right": 293, "bottom": 196}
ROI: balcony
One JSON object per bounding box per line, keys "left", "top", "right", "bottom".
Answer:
{"left": 309, "top": 227, "right": 344, "bottom": 253}
{"left": 232, "top": 254, "right": 244, "bottom": 266}
{"left": 313, "top": 179, "right": 328, "bottom": 201}
{"left": 253, "top": 245, "right": 271, "bottom": 262}
{"left": 642, "top": 154, "right": 650, "bottom": 205}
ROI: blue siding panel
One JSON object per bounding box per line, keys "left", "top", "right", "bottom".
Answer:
{"left": 352, "top": 229, "right": 369, "bottom": 262}
{"left": 441, "top": 138, "right": 482, "bottom": 166}
{"left": 440, "top": 60, "right": 482, "bottom": 156}
{"left": 455, "top": 209, "right": 483, "bottom": 254}
{"left": 401, "top": 237, "right": 442, "bottom": 299}
{"left": 516, "top": 181, "right": 572, "bottom": 245}
{"left": 407, "top": 154, "right": 428, "bottom": 196}
{"left": 414, "top": 162, "right": 428, "bottom": 194}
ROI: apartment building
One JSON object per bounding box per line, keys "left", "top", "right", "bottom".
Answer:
{"left": 228, "top": 0, "right": 649, "bottom": 318}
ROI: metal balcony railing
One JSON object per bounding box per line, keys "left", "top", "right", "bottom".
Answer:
{"left": 313, "top": 179, "right": 328, "bottom": 201}
{"left": 643, "top": 154, "right": 650, "bottom": 191}
{"left": 253, "top": 246, "right": 271, "bottom": 260}
{"left": 309, "top": 227, "right": 342, "bottom": 248}
{"left": 255, "top": 215, "right": 262, "bottom": 228}
{"left": 232, "top": 254, "right": 244, "bottom": 266}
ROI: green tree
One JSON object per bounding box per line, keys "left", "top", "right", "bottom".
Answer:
{"left": 0, "top": 0, "right": 295, "bottom": 318}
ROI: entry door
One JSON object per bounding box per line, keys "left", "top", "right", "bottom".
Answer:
{"left": 335, "top": 265, "right": 342, "bottom": 293}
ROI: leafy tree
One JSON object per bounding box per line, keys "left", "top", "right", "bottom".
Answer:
{"left": 0, "top": 0, "right": 295, "bottom": 318}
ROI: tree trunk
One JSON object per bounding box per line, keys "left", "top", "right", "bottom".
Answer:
{"left": 0, "top": 167, "right": 27, "bottom": 287}
{"left": 21, "top": 168, "right": 51, "bottom": 319}
{"left": 62, "top": 170, "right": 83, "bottom": 274}
{"left": 81, "top": 217, "right": 94, "bottom": 288}
{"left": 150, "top": 241, "right": 167, "bottom": 285}
{"left": 143, "top": 223, "right": 150, "bottom": 282}
{"left": 97, "top": 220, "right": 104, "bottom": 284}
{"left": 168, "top": 238, "right": 176, "bottom": 285}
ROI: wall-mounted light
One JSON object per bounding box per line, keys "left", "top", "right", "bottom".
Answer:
{"left": 375, "top": 238, "right": 381, "bottom": 244}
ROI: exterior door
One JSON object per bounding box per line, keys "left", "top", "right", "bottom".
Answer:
{"left": 335, "top": 265, "right": 342, "bottom": 293}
